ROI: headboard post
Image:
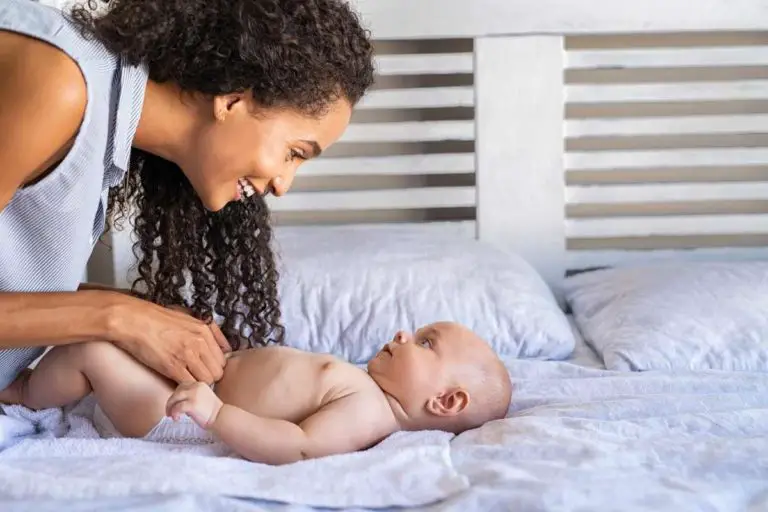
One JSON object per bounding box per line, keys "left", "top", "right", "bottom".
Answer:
{"left": 475, "top": 36, "right": 567, "bottom": 295}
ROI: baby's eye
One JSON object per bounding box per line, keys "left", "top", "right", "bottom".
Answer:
{"left": 419, "top": 339, "right": 433, "bottom": 349}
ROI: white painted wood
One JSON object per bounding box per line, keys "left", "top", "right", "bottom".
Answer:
{"left": 358, "top": 86, "right": 474, "bottom": 109}
{"left": 266, "top": 186, "right": 476, "bottom": 211}
{"left": 566, "top": 148, "right": 768, "bottom": 171}
{"left": 349, "top": 0, "right": 768, "bottom": 39}
{"left": 91, "top": 0, "right": 768, "bottom": 292}
{"left": 341, "top": 121, "right": 474, "bottom": 143}
{"left": 567, "top": 182, "right": 768, "bottom": 204}
{"left": 301, "top": 153, "right": 475, "bottom": 176}
{"left": 475, "top": 36, "right": 566, "bottom": 291}
{"left": 567, "top": 46, "right": 768, "bottom": 70}
{"left": 566, "top": 214, "right": 768, "bottom": 238}
{"left": 109, "top": 226, "right": 136, "bottom": 290}
{"left": 566, "top": 115, "right": 768, "bottom": 138}
{"left": 274, "top": 221, "right": 478, "bottom": 239}
{"left": 568, "top": 80, "right": 768, "bottom": 104}
{"left": 375, "top": 53, "right": 474, "bottom": 75}
{"left": 567, "top": 246, "right": 768, "bottom": 270}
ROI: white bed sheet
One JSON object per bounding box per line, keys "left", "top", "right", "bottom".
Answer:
{"left": 4, "top": 321, "right": 767, "bottom": 512}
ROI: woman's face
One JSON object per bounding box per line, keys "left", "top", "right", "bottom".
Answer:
{"left": 185, "top": 94, "right": 352, "bottom": 212}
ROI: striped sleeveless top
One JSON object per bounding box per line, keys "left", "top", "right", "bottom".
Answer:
{"left": 0, "top": 0, "right": 148, "bottom": 388}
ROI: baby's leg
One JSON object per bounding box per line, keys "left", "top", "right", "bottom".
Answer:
{"left": 1, "top": 342, "right": 175, "bottom": 437}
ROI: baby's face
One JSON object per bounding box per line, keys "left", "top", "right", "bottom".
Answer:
{"left": 367, "top": 322, "right": 480, "bottom": 415}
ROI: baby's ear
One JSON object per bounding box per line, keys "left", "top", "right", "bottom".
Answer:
{"left": 426, "top": 388, "right": 470, "bottom": 417}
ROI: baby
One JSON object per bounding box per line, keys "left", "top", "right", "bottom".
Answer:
{"left": 0, "top": 321, "right": 511, "bottom": 465}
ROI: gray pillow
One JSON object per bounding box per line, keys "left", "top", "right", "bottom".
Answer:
{"left": 563, "top": 261, "right": 768, "bottom": 372}
{"left": 274, "top": 225, "right": 575, "bottom": 363}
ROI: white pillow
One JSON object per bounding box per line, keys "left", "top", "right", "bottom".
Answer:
{"left": 273, "top": 225, "right": 574, "bottom": 363}
{"left": 563, "top": 261, "right": 768, "bottom": 372}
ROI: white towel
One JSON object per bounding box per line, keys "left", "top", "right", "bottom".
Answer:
{"left": 0, "top": 415, "right": 36, "bottom": 450}
{"left": 0, "top": 396, "right": 469, "bottom": 508}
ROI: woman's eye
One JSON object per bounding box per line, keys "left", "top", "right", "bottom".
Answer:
{"left": 288, "top": 149, "right": 306, "bottom": 161}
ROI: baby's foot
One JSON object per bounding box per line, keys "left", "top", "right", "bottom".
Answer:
{"left": 0, "top": 369, "right": 32, "bottom": 405}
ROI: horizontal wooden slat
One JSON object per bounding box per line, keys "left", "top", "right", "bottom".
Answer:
{"left": 274, "top": 220, "right": 477, "bottom": 239}
{"left": 566, "top": 148, "right": 768, "bottom": 170}
{"left": 567, "top": 182, "right": 768, "bottom": 204}
{"left": 567, "top": 246, "right": 768, "bottom": 269}
{"left": 566, "top": 115, "right": 768, "bottom": 138}
{"left": 301, "top": 153, "right": 475, "bottom": 176}
{"left": 567, "top": 46, "right": 768, "bottom": 70}
{"left": 567, "top": 80, "right": 768, "bottom": 104}
{"left": 375, "top": 53, "right": 474, "bottom": 75}
{"left": 350, "top": 0, "right": 768, "bottom": 39}
{"left": 267, "top": 186, "right": 476, "bottom": 211}
{"left": 566, "top": 214, "right": 768, "bottom": 238}
{"left": 358, "top": 86, "right": 475, "bottom": 109}
{"left": 341, "top": 121, "right": 474, "bottom": 143}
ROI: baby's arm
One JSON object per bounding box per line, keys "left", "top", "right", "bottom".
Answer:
{"left": 167, "top": 383, "right": 394, "bottom": 465}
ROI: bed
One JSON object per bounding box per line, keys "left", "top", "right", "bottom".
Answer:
{"left": 3, "top": 0, "right": 768, "bottom": 510}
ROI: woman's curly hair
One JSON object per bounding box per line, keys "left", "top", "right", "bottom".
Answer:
{"left": 71, "top": 0, "right": 375, "bottom": 349}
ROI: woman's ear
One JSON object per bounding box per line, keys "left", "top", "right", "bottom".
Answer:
{"left": 212, "top": 93, "right": 246, "bottom": 121}
{"left": 425, "top": 388, "right": 470, "bottom": 417}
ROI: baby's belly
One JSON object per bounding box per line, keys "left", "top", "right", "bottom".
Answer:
{"left": 213, "top": 347, "right": 331, "bottom": 423}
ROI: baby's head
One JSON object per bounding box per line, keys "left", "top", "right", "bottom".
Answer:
{"left": 367, "top": 321, "right": 511, "bottom": 434}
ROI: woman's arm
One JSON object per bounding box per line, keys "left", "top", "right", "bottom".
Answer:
{"left": 0, "top": 291, "right": 117, "bottom": 348}
{"left": 0, "top": 37, "right": 228, "bottom": 384}
{"left": 0, "top": 37, "right": 230, "bottom": 384}
{"left": 0, "top": 290, "right": 231, "bottom": 384}
{"left": 0, "top": 38, "right": 114, "bottom": 348}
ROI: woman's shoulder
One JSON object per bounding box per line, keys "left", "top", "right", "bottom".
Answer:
{"left": 0, "top": 31, "right": 86, "bottom": 204}
{"left": 1, "top": 30, "right": 86, "bottom": 106}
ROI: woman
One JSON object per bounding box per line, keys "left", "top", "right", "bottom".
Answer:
{"left": 0, "top": 0, "right": 374, "bottom": 388}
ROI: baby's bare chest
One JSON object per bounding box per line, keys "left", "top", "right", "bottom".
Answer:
{"left": 213, "top": 347, "right": 367, "bottom": 423}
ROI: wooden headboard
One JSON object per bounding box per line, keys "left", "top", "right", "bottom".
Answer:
{"left": 89, "top": 0, "right": 768, "bottom": 296}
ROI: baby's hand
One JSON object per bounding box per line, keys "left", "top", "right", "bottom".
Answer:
{"left": 165, "top": 382, "right": 223, "bottom": 429}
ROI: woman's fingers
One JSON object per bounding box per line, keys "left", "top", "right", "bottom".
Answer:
{"left": 198, "top": 342, "right": 224, "bottom": 382}
{"left": 203, "top": 327, "right": 226, "bottom": 370}
{"left": 167, "top": 363, "right": 196, "bottom": 385}
{"left": 209, "top": 323, "right": 232, "bottom": 354}
{"left": 185, "top": 353, "right": 214, "bottom": 385}
{"left": 115, "top": 297, "right": 232, "bottom": 385}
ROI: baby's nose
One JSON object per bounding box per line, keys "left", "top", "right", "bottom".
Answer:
{"left": 392, "top": 331, "right": 410, "bottom": 344}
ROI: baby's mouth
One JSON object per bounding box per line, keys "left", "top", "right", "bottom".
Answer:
{"left": 381, "top": 345, "right": 392, "bottom": 356}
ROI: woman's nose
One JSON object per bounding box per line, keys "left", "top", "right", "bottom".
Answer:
{"left": 269, "top": 174, "right": 295, "bottom": 197}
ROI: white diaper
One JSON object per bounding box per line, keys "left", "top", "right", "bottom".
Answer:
{"left": 92, "top": 405, "right": 215, "bottom": 444}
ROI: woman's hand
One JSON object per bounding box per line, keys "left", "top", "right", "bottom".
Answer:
{"left": 106, "top": 294, "right": 232, "bottom": 384}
